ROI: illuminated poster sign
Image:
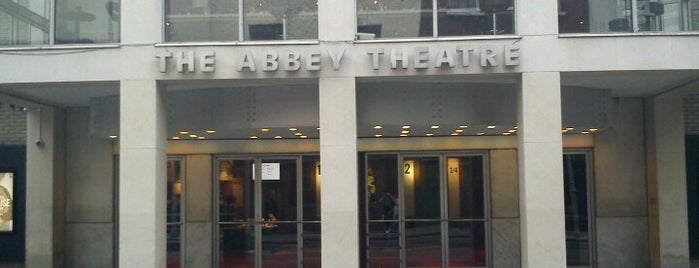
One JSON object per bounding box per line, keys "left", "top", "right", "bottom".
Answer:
{"left": 252, "top": 163, "right": 281, "bottom": 180}
{"left": 0, "top": 172, "right": 13, "bottom": 232}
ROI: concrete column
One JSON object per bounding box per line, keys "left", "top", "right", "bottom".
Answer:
{"left": 517, "top": 72, "right": 566, "bottom": 267}
{"left": 319, "top": 77, "right": 358, "bottom": 267}
{"left": 120, "top": 0, "right": 163, "bottom": 44}
{"left": 119, "top": 80, "right": 167, "bottom": 268}
{"left": 515, "top": 0, "right": 558, "bottom": 35}
{"left": 26, "top": 106, "right": 66, "bottom": 268}
{"left": 318, "top": 0, "right": 355, "bottom": 41}
{"left": 646, "top": 92, "right": 689, "bottom": 267}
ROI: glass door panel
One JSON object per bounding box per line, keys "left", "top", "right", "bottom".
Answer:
{"left": 261, "top": 159, "right": 298, "bottom": 268}
{"left": 403, "top": 156, "right": 441, "bottom": 268}
{"left": 563, "top": 153, "right": 591, "bottom": 266}
{"left": 218, "top": 159, "right": 255, "bottom": 268}
{"left": 301, "top": 156, "right": 321, "bottom": 267}
{"left": 302, "top": 223, "right": 321, "bottom": 268}
{"left": 446, "top": 156, "right": 486, "bottom": 267}
{"left": 166, "top": 158, "right": 184, "bottom": 268}
{"left": 366, "top": 154, "right": 400, "bottom": 267}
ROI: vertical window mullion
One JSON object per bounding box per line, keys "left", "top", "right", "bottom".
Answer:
{"left": 432, "top": 0, "right": 439, "bottom": 37}
{"left": 239, "top": 0, "right": 244, "bottom": 41}
{"left": 631, "top": 0, "right": 640, "bottom": 32}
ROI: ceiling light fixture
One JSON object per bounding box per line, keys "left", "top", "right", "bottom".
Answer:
{"left": 250, "top": 136, "right": 259, "bottom": 139}
{"left": 274, "top": 135, "right": 283, "bottom": 139}
{"left": 487, "top": 125, "right": 496, "bottom": 129}
{"left": 179, "top": 130, "right": 189, "bottom": 134}
{"left": 289, "top": 128, "right": 298, "bottom": 131}
{"left": 431, "top": 125, "right": 440, "bottom": 129}
{"left": 261, "top": 128, "right": 270, "bottom": 132}
{"left": 402, "top": 125, "right": 411, "bottom": 129}
{"left": 477, "top": 132, "right": 485, "bottom": 136}
{"left": 109, "top": 135, "right": 118, "bottom": 139}
{"left": 459, "top": 125, "right": 468, "bottom": 129}
{"left": 206, "top": 130, "right": 216, "bottom": 134}
{"left": 373, "top": 125, "right": 382, "bottom": 129}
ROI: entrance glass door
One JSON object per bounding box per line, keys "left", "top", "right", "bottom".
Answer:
{"left": 216, "top": 156, "right": 320, "bottom": 268}
{"left": 364, "top": 153, "right": 488, "bottom": 268}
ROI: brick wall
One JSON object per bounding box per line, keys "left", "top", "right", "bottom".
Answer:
{"left": 0, "top": 103, "right": 26, "bottom": 145}
{"left": 685, "top": 94, "right": 699, "bottom": 135}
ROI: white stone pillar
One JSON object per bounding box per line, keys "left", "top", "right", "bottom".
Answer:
{"left": 515, "top": 0, "right": 558, "bottom": 35}
{"left": 319, "top": 77, "right": 358, "bottom": 267}
{"left": 119, "top": 80, "right": 167, "bottom": 268}
{"left": 646, "top": 92, "right": 689, "bottom": 267}
{"left": 25, "top": 106, "right": 65, "bottom": 268}
{"left": 318, "top": 0, "right": 355, "bottom": 41}
{"left": 517, "top": 72, "right": 566, "bottom": 267}
{"left": 120, "top": 0, "right": 163, "bottom": 44}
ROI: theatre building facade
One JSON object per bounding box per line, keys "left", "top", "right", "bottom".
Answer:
{"left": 1, "top": 0, "right": 699, "bottom": 267}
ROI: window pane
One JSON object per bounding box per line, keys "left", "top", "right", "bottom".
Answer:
{"left": 219, "top": 159, "right": 255, "bottom": 222}
{"left": 447, "top": 156, "right": 484, "bottom": 220}
{"left": 166, "top": 225, "right": 182, "bottom": 267}
{"left": 357, "top": 0, "right": 433, "bottom": 39}
{"left": 165, "top": 0, "right": 240, "bottom": 42}
{"left": 244, "top": 0, "right": 318, "bottom": 40}
{"left": 405, "top": 221, "right": 442, "bottom": 267}
{"left": 563, "top": 154, "right": 590, "bottom": 266}
{"left": 166, "top": 159, "right": 183, "bottom": 268}
{"left": 367, "top": 155, "right": 398, "bottom": 221}
{"left": 559, "top": 0, "right": 694, "bottom": 33}
{"left": 56, "top": 0, "right": 120, "bottom": 44}
{"left": 0, "top": 0, "right": 49, "bottom": 46}
{"left": 261, "top": 223, "right": 298, "bottom": 268}
{"left": 437, "top": 0, "right": 514, "bottom": 35}
{"left": 404, "top": 157, "right": 440, "bottom": 220}
{"left": 262, "top": 159, "right": 297, "bottom": 222}
{"left": 448, "top": 221, "right": 486, "bottom": 267}
{"left": 302, "top": 156, "right": 320, "bottom": 221}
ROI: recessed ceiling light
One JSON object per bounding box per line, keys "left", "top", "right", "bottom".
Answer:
{"left": 431, "top": 125, "right": 440, "bottom": 129}
{"left": 289, "top": 128, "right": 298, "bottom": 131}
{"left": 589, "top": 128, "right": 599, "bottom": 132}
{"left": 401, "top": 130, "right": 410, "bottom": 134}
{"left": 477, "top": 132, "right": 485, "bottom": 136}
{"left": 508, "top": 129, "right": 517, "bottom": 133}
{"left": 109, "top": 135, "right": 118, "bottom": 139}
{"left": 459, "top": 125, "right": 468, "bottom": 129}
{"left": 400, "top": 134, "right": 408, "bottom": 137}
{"left": 581, "top": 131, "right": 590, "bottom": 134}
{"left": 179, "top": 130, "right": 189, "bottom": 134}
{"left": 189, "top": 134, "right": 198, "bottom": 138}
{"left": 316, "top": 127, "right": 320, "bottom": 130}
{"left": 426, "top": 133, "right": 434, "bottom": 136}
{"left": 402, "top": 125, "right": 411, "bottom": 129}
{"left": 197, "top": 136, "right": 205, "bottom": 140}
{"left": 373, "top": 125, "right": 382, "bottom": 129}
{"left": 274, "top": 135, "right": 283, "bottom": 139}
{"left": 172, "top": 136, "right": 180, "bottom": 140}
{"left": 375, "top": 134, "right": 383, "bottom": 138}
{"left": 561, "top": 129, "right": 569, "bottom": 133}
{"left": 295, "top": 132, "right": 303, "bottom": 136}
{"left": 300, "top": 135, "right": 308, "bottom": 139}
{"left": 503, "top": 132, "right": 511, "bottom": 135}
{"left": 513, "top": 126, "right": 518, "bottom": 129}
{"left": 451, "top": 133, "right": 459, "bottom": 136}
{"left": 261, "top": 128, "right": 270, "bottom": 132}
{"left": 455, "top": 129, "right": 464, "bottom": 133}
{"left": 205, "top": 130, "right": 216, "bottom": 134}
{"left": 487, "top": 125, "right": 496, "bottom": 129}
{"left": 565, "top": 127, "right": 574, "bottom": 130}
{"left": 250, "top": 136, "right": 259, "bottom": 139}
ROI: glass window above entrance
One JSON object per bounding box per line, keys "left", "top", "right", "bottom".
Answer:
{"left": 559, "top": 0, "right": 699, "bottom": 33}
{"left": 356, "top": 0, "right": 514, "bottom": 40}
{"left": 165, "top": 0, "right": 318, "bottom": 42}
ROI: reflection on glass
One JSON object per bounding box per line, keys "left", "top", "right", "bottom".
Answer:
{"left": 356, "top": 0, "right": 433, "bottom": 38}
{"left": 219, "top": 159, "right": 255, "bottom": 267}
{"left": 0, "top": 0, "right": 49, "bottom": 46}
{"left": 166, "top": 159, "right": 183, "bottom": 268}
{"left": 367, "top": 155, "right": 398, "bottom": 221}
{"left": 302, "top": 156, "right": 321, "bottom": 221}
{"left": 405, "top": 221, "right": 442, "bottom": 268}
{"left": 559, "top": 0, "right": 696, "bottom": 33}
{"left": 261, "top": 223, "right": 298, "bottom": 268}
{"left": 447, "top": 156, "right": 484, "bottom": 220}
{"left": 563, "top": 154, "right": 590, "bottom": 266}
{"left": 219, "top": 223, "right": 256, "bottom": 268}
{"left": 244, "top": 0, "right": 318, "bottom": 40}
{"left": 303, "top": 223, "right": 321, "bottom": 268}
{"left": 448, "top": 221, "right": 486, "bottom": 267}
{"left": 56, "top": 0, "right": 120, "bottom": 44}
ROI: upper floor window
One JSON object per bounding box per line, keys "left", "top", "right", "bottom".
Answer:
{"left": 0, "top": 0, "right": 120, "bottom": 46}
{"left": 356, "top": 0, "right": 514, "bottom": 40}
{"left": 165, "top": 0, "right": 319, "bottom": 42}
{"left": 559, "top": 0, "right": 699, "bottom": 33}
